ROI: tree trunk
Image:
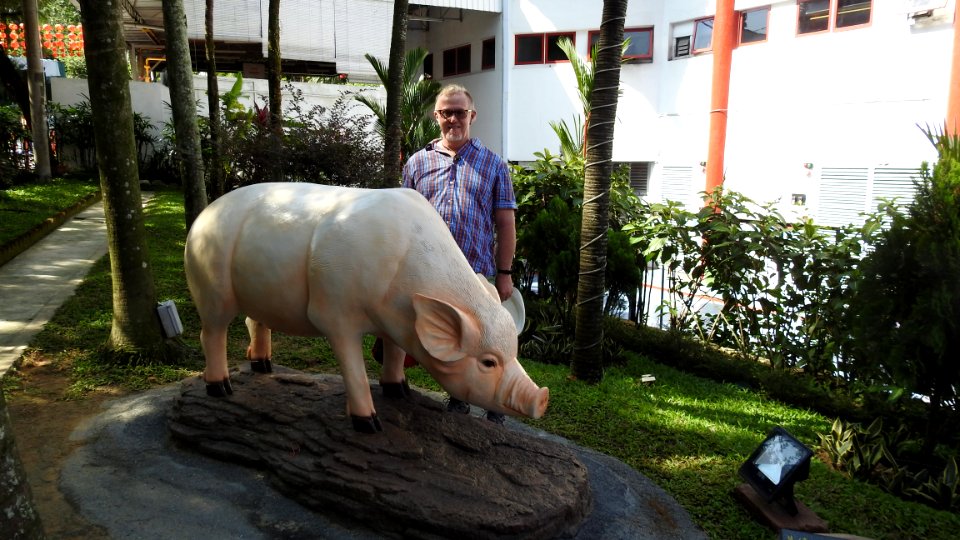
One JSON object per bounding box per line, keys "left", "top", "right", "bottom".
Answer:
{"left": 267, "top": 0, "right": 283, "bottom": 182}
{"left": 205, "top": 0, "right": 224, "bottom": 199}
{"left": 78, "top": 0, "right": 165, "bottom": 355}
{"left": 571, "top": 0, "right": 627, "bottom": 384}
{"left": 161, "top": 0, "right": 208, "bottom": 230}
{"left": 0, "top": 390, "right": 45, "bottom": 539}
{"left": 382, "top": 0, "right": 408, "bottom": 187}
{"left": 23, "top": 0, "right": 51, "bottom": 179}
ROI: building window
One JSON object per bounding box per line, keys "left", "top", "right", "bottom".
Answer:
{"left": 423, "top": 53, "right": 434, "bottom": 79}
{"left": 442, "top": 44, "right": 471, "bottom": 77}
{"left": 798, "top": 0, "right": 870, "bottom": 35}
{"left": 739, "top": 6, "right": 770, "bottom": 45}
{"left": 693, "top": 17, "right": 714, "bottom": 53}
{"left": 481, "top": 37, "right": 495, "bottom": 70}
{"left": 514, "top": 32, "right": 575, "bottom": 65}
{"left": 589, "top": 27, "right": 654, "bottom": 62}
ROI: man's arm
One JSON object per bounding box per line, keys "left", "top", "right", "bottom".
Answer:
{"left": 494, "top": 208, "right": 516, "bottom": 301}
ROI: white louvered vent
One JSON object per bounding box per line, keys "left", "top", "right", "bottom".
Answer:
{"left": 872, "top": 167, "right": 921, "bottom": 213}
{"left": 185, "top": 0, "right": 263, "bottom": 41}
{"left": 660, "top": 165, "right": 694, "bottom": 208}
{"left": 817, "top": 167, "right": 869, "bottom": 227}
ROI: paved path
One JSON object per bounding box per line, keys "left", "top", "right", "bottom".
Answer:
{"left": 0, "top": 201, "right": 109, "bottom": 376}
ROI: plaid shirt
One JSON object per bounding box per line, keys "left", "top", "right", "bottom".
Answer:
{"left": 403, "top": 138, "right": 516, "bottom": 276}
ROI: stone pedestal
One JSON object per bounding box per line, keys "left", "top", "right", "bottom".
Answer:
{"left": 734, "top": 483, "right": 829, "bottom": 534}
{"left": 168, "top": 367, "right": 592, "bottom": 539}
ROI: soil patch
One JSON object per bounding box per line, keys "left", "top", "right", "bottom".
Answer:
{"left": 6, "top": 353, "right": 123, "bottom": 539}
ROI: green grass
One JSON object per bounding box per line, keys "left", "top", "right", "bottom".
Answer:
{"left": 12, "top": 186, "right": 960, "bottom": 539}
{"left": 0, "top": 177, "right": 100, "bottom": 245}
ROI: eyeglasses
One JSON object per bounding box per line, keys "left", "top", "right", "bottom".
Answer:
{"left": 435, "top": 109, "right": 474, "bottom": 120}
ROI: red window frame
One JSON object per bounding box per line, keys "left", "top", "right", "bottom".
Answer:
{"left": 481, "top": 37, "right": 496, "bottom": 70}
{"left": 442, "top": 44, "right": 471, "bottom": 77}
{"left": 514, "top": 32, "right": 575, "bottom": 65}
{"left": 797, "top": 0, "right": 871, "bottom": 36}
{"left": 692, "top": 16, "right": 714, "bottom": 54}
{"left": 588, "top": 26, "right": 654, "bottom": 62}
{"left": 738, "top": 6, "right": 770, "bottom": 46}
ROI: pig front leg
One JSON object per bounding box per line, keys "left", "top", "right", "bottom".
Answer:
{"left": 201, "top": 325, "right": 233, "bottom": 397}
{"left": 379, "top": 336, "right": 410, "bottom": 398}
{"left": 329, "top": 334, "right": 382, "bottom": 433}
{"left": 244, "top": 317, "right": 273, "bottom": 373}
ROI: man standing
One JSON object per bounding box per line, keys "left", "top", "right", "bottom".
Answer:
{"left": 384, "top": 84, "right": 517, "bottom": 424}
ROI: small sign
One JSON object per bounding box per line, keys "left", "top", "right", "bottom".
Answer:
{"left": 157, "top": 300, "right": 183, "bottom": 338}
{"left": 903, "top": 0, "right": 947, "bottom": 13}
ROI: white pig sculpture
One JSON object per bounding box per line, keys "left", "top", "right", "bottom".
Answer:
{"left": 184, "top": 182, "right": 549, "bottom": 433}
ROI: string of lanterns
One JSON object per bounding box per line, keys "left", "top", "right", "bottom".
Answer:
{"left": 0, "top": 22, "right": 85, "bottom": 58}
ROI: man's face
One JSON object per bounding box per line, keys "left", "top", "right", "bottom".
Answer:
{"left": 434, "top": 92, "right": 476, "bottom": 149}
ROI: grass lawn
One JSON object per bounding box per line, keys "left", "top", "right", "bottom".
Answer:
{"left": 0, "top": 177, "right": 100, "bottom": 246}
{"left": 7, "top": 186, "right": 960, "bottom": 540}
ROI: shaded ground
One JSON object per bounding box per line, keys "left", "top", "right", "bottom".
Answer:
{"left": 6, "top": 352, "right": 120, "bottom": 539}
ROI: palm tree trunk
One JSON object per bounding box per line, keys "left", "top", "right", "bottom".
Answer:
{"left": 23, "top": 0, "right": 51, "bottom": 179}
{"left": 572, "top": 0, "right": 627, "bottom": 383}
{"left": 0, "top": 389, "right": 44, "bottom": 539}
{"left": 382, "top": 0, "right": 408, "bottom": 187}
{"left": 205, "top": 0, "right": 224, "bottom": 199}
{"left": 79, "top": 0, "right": 164, "bottom": 355}
{"left": 267, "top": 0, "right": 283, "bottom": 182}
{"left": 162, "top": 0, "right": 208, "bottom": 230}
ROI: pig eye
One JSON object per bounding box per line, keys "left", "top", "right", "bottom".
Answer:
{"left": 480, "top": 358, "right": 498, "bottom": 369}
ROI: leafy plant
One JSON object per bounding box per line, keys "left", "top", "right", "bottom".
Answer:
{"left": 355, "top": 47, "right": 440, "bottom": 161}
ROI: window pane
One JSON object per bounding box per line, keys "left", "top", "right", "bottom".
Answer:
{"left": 546, "top": 33, "right": 574, "bottom": 62}
{"left": 798, "top": 0, "right": 830, "bottom": 34}
{"left": 482, "top": 38, "right": 495, "bottom": 69}
{"left": 624, "top": 29, "right": 652, "bottom": 57}
{"left": 457, "top": 45, "right": 471, "bottom": 74}
{"left": 442, "top": 48, "right": 456, "bottom": 76}
{"left": 836, "top": 0, "right": 870, "bottom": 28}
{"left": 588, "top": 32, "right": 600, "bottom": 58}
{"left": 693, "top": 18, "right": 713, "bottom": 51}
{"left": 516, "top": 35, "right": 543, "bottom": 64}
{"left": 740, "top": 8, "right": 769, "bottom": 44}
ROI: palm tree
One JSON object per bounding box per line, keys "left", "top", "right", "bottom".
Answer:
{"left": 161, "top": 0, "right": 208, "bottom": 229}
{"left": 0, "top": 389, "right": 44, "bottom": 539}
{"left": 356, "top": 47, "right": 440, "bottom": 164}
{"left": 205, "top": 0, "right": 225, "bottom": 199}
{"left": 79, "top": 0, "right": 166, "bottom": 357}
{"left": 382, "top": 0, "right": 408, "bottom": 187}
{"left": 571, "top": 0, "right": 628, "bottom": 384}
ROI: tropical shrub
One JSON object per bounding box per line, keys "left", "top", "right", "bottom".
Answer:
{"left": 845, "top": 126, "right": 960, "bottom": 457}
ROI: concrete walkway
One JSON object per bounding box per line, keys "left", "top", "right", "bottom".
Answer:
{"left": 0, "top": 200, "right": 109, "bottom": 376}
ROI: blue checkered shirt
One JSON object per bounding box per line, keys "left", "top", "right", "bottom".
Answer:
{"left": 403, "top": 138, "right": 516, "bottom": 277}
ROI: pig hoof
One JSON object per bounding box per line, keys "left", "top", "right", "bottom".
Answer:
{"left": 205, "top": 379, "right": 233, "bottom": 397}
{"left": 351, "top": 413, "right": 383, "bottom": 433}
{"left": 250, "top": 359, "right": 273, "bottom": 373}
{"left": 381, "top": 379, "right": 410, "bottom": 398}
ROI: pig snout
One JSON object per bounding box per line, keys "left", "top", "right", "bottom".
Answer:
{"left": 495, "top": 365, "right": 550, "bottom": 419}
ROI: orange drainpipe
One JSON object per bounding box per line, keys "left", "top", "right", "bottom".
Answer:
{"left": 705, "top": 0, "right": 737, "bottom": 197}
{"left": 947, "top": 7, "right": 960, "bottom": 135}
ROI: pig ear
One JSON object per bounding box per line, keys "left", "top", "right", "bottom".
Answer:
{"left": 412, "top": 293, "right": 481, "bottom": 363}
{"left": 476, "top": 273, "right": 500, "bottom": 301}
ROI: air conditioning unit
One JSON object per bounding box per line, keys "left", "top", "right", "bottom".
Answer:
{"left": 906, "top": 0, "right": 952, "bottom": 26}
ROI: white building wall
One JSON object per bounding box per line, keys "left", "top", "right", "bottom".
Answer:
{"left": 483, "top": 0, "right": 954, "bottom": 222}
{"left": 418, "top": 10, "right": 505, "bottom": 152}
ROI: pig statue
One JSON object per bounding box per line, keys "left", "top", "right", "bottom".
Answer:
{"left": 183, "top": 182, "right": 549, "bottom": 433}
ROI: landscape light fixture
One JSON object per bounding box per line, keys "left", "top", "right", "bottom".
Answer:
{"left": 738, "top": 426, "right": 813, "bottom": 516}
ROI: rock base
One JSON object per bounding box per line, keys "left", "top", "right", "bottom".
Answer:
{"left": 168, "top": 366, "right": 592, "bottom": 539}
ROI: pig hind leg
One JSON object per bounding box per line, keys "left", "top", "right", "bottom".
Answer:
{"left": 245, "top": 317, "right": 273, "bottom": 373}
{"left": 201, "top": 324, "right": 233, "bottom": 396}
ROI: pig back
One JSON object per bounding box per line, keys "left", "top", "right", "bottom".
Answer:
{"left": 185, "top": 183, "right": 487, "bottom": 339}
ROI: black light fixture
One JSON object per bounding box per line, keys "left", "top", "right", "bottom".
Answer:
{"left": 738, "top": 426, "right": 813, "bottom": 516}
